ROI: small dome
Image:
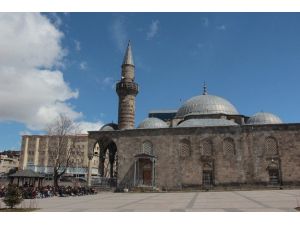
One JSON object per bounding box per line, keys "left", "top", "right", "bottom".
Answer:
{"left": 176, "top": 94, "right": 238, "bottom": 118}
{"left": 177, "top": 118, "right": 238, "bottom": 128}
{"left": 100, "top": 123, "right": 118, "bottom": 131}
{"left": 137, "top": 117, "right": 168, "bottom": 129}
{"left": 247, "top": 112, "right": 283, "bottom": 125}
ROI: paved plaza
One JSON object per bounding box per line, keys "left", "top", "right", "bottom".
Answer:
{"left": 20, "top": 189, "right": 300, "bottom": 212}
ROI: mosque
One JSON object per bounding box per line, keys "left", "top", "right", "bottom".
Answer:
{"left": 86, "top": 42, "right": 300, "bottom": 190}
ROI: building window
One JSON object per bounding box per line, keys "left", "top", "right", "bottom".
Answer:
{"left": 265, "top": 137, "right": 278, "bottom": 156}
{"left": 141, "top": 141, "right": 153, "bottom": 155}
{"left": 179, "top": 139, "right": 191, "bottom": 158}
{"left": 223, "top": 138, "right": 235, "bottom": 155}
{"left": 202, "top": 140, "right": 213, "bottom": 156}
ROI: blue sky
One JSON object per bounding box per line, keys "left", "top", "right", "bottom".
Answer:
{"left": 1, "top": 12, "right": 300, "bottom": 150}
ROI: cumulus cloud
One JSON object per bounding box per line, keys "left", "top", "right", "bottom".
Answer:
{"left": 111, "top": 16, "right": 127, "bottom": 51}
{"left": 146, "top": 20, "right": 159, "bottom": 40}
{"left": 0, "top": 13, "right": 100, "bottom": 131}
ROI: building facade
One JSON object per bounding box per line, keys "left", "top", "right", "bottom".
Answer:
{"left": 0, "top": 152, "right": 19, "bottom": 175}
{"left": 19, "top": 135, "right": 99, "bottom": 178}
{"left": 86, "top": 42, "right": 300, "bottom": 190}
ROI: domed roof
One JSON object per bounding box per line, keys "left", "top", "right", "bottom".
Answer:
{"left": 137, "top": 117, "right": 168, "bottom": 129}
{"left": 247, "top": 112, "right": 283, "bottom": 125}
{"left": 100, "top": 123, "right": 118, "bottom": 131}
{"left": 176, "top": 94, "right": 238, "bottom": 118}
{"left": 177, "top": 118, "right": 238, "bottom": 128}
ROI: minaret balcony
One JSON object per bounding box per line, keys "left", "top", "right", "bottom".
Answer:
{"left": 116, "top": 81, "right": 139, "bottom": 95}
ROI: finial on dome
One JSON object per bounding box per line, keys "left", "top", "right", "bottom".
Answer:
{"left": 203, "top": 81, "right": 208, "bottom": 95}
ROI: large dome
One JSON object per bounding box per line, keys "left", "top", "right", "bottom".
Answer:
{"left": 137, "top": 117, "right": 168, "bottom": 129}
{"left": 177, "top": 118, "right": 238, "bottom": 128}
{"left": 176, "top": 94, "right": 238, "bottom": 118}
{"left": 100, "top": 123, "right": 118, "bottom": 131}
{"left": 247, "top": 112, "right": 283, "bottom": 125}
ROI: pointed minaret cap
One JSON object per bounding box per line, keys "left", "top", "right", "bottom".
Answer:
{"left": 203, "top": 81, "right": 208, "bottom": 95}
{"left": 122, "top": 40, "right": 134, "bottom": 66}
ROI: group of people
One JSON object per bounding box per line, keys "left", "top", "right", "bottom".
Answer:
{"left": 0, "top": 184, "right": 97, "bottom": 199}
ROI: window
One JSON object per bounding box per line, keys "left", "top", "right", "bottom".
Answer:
{"left": 265, "top": 137, "right": 278, "bottom": 156}
{"left": 223, "top": 138, "right": 235, "bottom": 155}
{"left": 202, "top": 140, "right": 213, "bottom": 156}
{"left": 142, "top": 141, "right": 153, "bottom": 155}
{"left": 180, "top": 139, "right": 191, "bottom": 158}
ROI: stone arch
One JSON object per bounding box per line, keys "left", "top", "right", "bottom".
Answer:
{"left": 265, "top": 136, "right": 278, "bottom": 156}
{"left": 202, "top": 162, "right": 214, "bottom": 187}
{"left": 201, "top": 139, "right": 213, "bottom": 156}
{"left": 141, "top": 140, "right": 153, "bottom": 155}
{"left": 179, "top": 139, "right": 191, "bottom": 158}
{"left": 98, "top": 137, "right": 118, "bottom": 178}
{"left": 267, "top": 160, "right": 281, "bottom": 185}
{"left": 223, "top": 137, "right": 235, "bottom": 155}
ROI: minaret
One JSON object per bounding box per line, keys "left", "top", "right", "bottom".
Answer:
{"left": 116, "top": 41, "right": 139, "bottom": 130}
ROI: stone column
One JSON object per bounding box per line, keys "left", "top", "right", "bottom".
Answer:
{"left": 87, "top": 155, "right": 93, "bottom": 187}
{"left": 133, "top": 159, "right": 137, "bottom": 186}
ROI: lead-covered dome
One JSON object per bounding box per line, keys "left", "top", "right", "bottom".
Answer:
{"left": 137, "top": 117, "right": 168, "bottom": 129}
{"left": 100, "top": 123, "right": 118, "bottom": 131}
{"left": 176, "top": 94, "right": 238, "bottom": 118}
{"left": 247, "top": 112, "right": 283, "bottom": 125}
{"left": 177, "top": 118, "right": 238, "bottom": 128}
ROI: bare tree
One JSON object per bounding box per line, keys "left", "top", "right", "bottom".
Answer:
{"left": 46, "top": 114, "right": 79, "bottom": 188}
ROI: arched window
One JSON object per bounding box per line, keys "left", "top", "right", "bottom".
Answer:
{"left": 265, "top": 137, "right": 278, "bottom": 156}
{"left": 142, "top": 141, "right": 153, "bottom": 155}
{"left": 223, "top": 138, "right": 235, "bottom": 155}
{"left": 202, "top": 140, "right": 213, "bottom": 156}
{"left": 179, "top": 139, "right": 191, "bottom": 158}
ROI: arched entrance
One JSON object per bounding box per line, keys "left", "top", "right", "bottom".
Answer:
{"left": 91, "top": 137, "right": 118, "bottom": 187}
{"left": 98, "top": 141, "right": 117, "bottom": 178}
{"left": 267, "top": 159, "right": 281, "bottom": 185}
{"left": 133, "top": 154, "right": 156, "bottom": 187}
{"left": 202, "top": 163, "right": 214, "bottom": 188}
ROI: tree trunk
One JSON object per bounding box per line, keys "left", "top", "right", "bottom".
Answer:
{"left": 53, "top": 170, "right": 59, "bottom": 189}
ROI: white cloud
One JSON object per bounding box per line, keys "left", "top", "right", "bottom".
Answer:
{"left": 19, "top": 130, "right": 32, "bottom": 136}
{"left": 79, "top": 61, "right": 87, "bottom": 70}
{"left": 47, "top": 13, "right": 63, "bottom": 28}
{"left": 103, "top": 77, "right": 114, "bottom": 85}
{"left": 0, "top": 13, "right": 94, "bottom": 130}
{"left": 97, "top": 76, "right": 116, "bottom": 90}
{"left": 75, "top": 121, "right": 104, "bottom": 134}
{"left": 146, "top": 20, "right": 159, "bottom": 40}
{"left": 111, "top": 16, "right": 127, "bottom": 51}
{"left": 216, "top": 25, "right": 226, "bottom": 31}
{"left": 74, "top": 40, "right": 81, "bottom": 51}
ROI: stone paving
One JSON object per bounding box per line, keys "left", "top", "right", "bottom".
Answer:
{"left": 24, "top": 189, "right": 300, "bottom": 212}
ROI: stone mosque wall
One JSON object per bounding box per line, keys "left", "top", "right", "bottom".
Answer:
{"left": 98, "top": 124, "right": 300, "bottom": 190}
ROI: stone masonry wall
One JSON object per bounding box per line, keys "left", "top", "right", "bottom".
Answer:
{"left": 96, "top": 124, "right": 300, "bottom": 190}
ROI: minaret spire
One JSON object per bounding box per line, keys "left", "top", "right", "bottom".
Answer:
{"left": 116, "top": 40, "right": 139, "bottom": 130}
{"left": 203, "top": 81, "right": 208, "bottom": 95}
{"left": 122, "top": 40, "right": 134, "bottom": 66}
